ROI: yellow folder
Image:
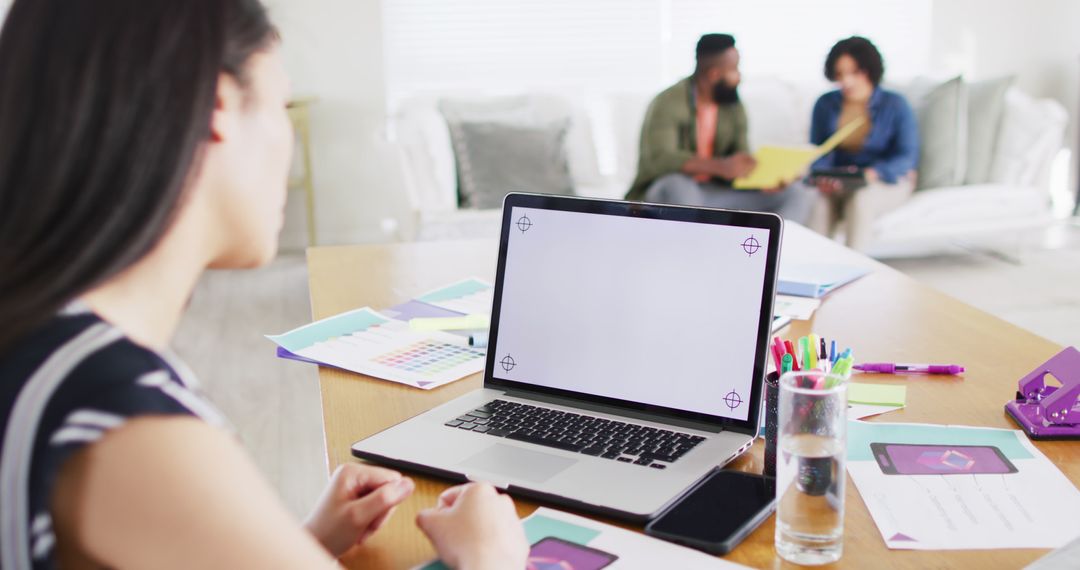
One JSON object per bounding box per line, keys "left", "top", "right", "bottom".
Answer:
{"left": 733, "top": 117, "right": 866, "bottom": 190}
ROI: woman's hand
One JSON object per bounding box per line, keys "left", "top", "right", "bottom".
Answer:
{"left": 304, "top": 463, "right": 415, "bottom": 557}
{"left": 416, "top": 483, "right": 529, "bottom": 570}
{"left": 814, "top": 176, "right": 844, "bottom": 195}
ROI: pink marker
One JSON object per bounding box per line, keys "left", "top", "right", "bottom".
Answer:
{"left": 770, "top": 337, "right": 787, "bottom": 371}
{"left": 854, "top": 363, "right": 965, "bottom": 375}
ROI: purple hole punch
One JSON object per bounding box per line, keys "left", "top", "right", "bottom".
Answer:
{"left": 1004, "top": 346, "right": 1080, "bottom": 440}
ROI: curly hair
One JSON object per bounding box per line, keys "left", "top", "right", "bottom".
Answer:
{"left": 824, "top": 36, "right": 884, "bottom": 86}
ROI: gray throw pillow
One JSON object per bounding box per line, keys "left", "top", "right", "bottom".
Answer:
{"left": 446, "top": 120, "right": 574, "bottom": 209}
{"left": 897, "top": 76, "right": 967, "bottom": 190}
{"left": 964, "top": 76, "right": 1014, "bottom": 184}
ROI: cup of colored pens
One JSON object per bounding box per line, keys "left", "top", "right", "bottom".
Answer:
{"left": 770, "top": 332, "right": 853, "bottom": 497}
{"left": 769, "top": 333, "right": 854, "bottom": 385}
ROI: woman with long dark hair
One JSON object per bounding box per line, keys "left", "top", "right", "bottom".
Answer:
{"left": 0, "top": 1, "right": 527, "bottom": 568}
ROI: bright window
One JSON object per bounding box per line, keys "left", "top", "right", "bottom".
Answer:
{"left": 383, "top": 0, "right": 933, "bottom": 102}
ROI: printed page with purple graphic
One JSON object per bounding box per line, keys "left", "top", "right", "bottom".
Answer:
{"left": 847, "top": 421, "right": 1080, "bottom": 550}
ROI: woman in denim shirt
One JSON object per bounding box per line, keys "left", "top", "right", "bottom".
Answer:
{"left": 807, "top": 36, "right": 919, "bottom": 250}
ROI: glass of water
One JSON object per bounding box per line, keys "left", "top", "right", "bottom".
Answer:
{"left": 775, "top": 369, "right": 847, "bottom": 565}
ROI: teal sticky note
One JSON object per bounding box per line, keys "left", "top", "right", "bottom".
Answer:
{"left": 523, "top": 514, "right": 602, "bottom": 545}
{"left": 417, "top": 513, "right": 602, "bottom": 570}
{"left": 848, "top": 383, "right": 907, "bottom": 407}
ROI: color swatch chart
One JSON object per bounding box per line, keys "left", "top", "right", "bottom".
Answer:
{"left": 373, "top": 341, "right": 485, "bottom": 377}
{"left": 267, "top": 307, "right": 487, "bottom": 390}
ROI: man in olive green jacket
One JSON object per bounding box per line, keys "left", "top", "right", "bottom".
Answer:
{"left": 626, "top": 34, "right": 814, "bottom": 222}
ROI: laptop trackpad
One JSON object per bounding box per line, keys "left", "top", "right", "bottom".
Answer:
{"left": 459, "top": 444, "right": 577, "bottom": 484}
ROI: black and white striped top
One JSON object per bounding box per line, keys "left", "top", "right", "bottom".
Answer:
{"left": 0, "top": 304, "right": 226, "bottom": 569}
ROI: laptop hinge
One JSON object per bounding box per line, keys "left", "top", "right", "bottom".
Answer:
{"left": 501, "top": 387, "right": 725, "bottom": 433}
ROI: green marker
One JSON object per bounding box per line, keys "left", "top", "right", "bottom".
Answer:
{"left": 834, "top": 356, "right": 854, "bottom": 378}
{"left": 781, "top": 353, "right": 793, "bottom": 375}
{"left": 824, "top": 353, "right": 855, "bottom": 388}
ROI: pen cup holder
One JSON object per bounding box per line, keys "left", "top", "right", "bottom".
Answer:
{"left": 763, "top": 371, "right": 780, "bottom": 478}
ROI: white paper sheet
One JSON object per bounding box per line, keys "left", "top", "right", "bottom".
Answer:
{"left": 847, "top": 403, "right": 903, "bottom": 420}
{"left": 773, "top": 294, "right": 822, "bottom": 320}
{"left": 267, "top": 308, "right": 485, "bottom": 390}
{"left": 847, "top": 421, "right": 1080, "bottom": 550}
{"left": 415, "top": 507, "right": 751, "bottom": 569}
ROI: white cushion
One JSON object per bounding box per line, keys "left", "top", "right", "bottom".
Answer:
{"left": 394, "top": 100, "right": 459, "bottom": 212}
{"left": 603, "top": 91, "right": 653, "bottom": 187}
{"left": 873, "top": 184, "right": 1050, "bottom": 241}
{"left": 989, "top": 89, "right": 1068, "bottom": 188}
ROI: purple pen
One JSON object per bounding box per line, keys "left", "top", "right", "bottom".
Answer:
{"left": 854, "top": 363, "right": 965, "bottom": 375}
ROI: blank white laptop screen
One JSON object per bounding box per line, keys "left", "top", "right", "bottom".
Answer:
{"left": 492, "top": 206, "right": 771, "bottom": 421}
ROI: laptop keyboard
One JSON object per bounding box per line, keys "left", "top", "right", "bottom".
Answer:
{"left": 444, "top": 399, "right": 706, "bottom": 469}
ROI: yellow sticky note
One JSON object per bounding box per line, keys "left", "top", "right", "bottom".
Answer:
{"left": 409, "top": 314, "right": 490, "bottom": 331}
{"left": 848, "top": 383, "right": 907, "bottom": 407}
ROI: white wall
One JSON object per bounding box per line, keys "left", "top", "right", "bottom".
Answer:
{"left": 265, "top": 0, "right": 410, "bottom": 248}
{"left": 932, "top": 0, "right": 1080, "bottom": 105}
{"left": 932, "top": 0, "right": 1080, "bottom": 203}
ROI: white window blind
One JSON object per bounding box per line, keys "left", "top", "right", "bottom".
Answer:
{"left": 665, "top": 0, "right": 933, "bottom": 83}
{"left": 383, "top": 0, "right": 932, "bottom": 102}
{"left": 382, "top": 0, "right": 664, "bottom": 101}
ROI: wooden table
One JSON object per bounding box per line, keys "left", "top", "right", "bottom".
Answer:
{"left": 287, "top": 97, "right": 318, "bottom": 246}
{"left": 306, "top": 224, "right": 1078, "bottom": 569}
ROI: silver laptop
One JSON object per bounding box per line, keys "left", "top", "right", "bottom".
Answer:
{"left": 352, "top": 193, "right": 783, "bottom": 521}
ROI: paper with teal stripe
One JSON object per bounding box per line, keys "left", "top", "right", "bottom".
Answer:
{"left": 847, "top": 420, "right": 1033, "bottom": 462}
{"left": 417, "top": 278, "right": 491, "bottom": 304}
{"left": 265, "top": 307, "right": 388, "bottom": 352}
{"left": 417, "top": 512, "right": 601, "bottom": 570}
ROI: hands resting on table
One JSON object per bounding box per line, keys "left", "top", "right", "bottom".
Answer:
{"left": 305, "top": 463, "right": 529, "bottom": 570}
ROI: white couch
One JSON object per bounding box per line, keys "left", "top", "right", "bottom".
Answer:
{"left": 389, "top": 78, "right": 1067, "bottom": 257}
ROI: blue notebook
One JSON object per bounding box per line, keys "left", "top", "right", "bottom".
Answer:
{"left": 778, "top": 263, "right": 869, "bottom": 298}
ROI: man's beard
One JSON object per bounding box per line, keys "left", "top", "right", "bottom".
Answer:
{"left": 712, "top": 82, "right": 740, "bottom": 105}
